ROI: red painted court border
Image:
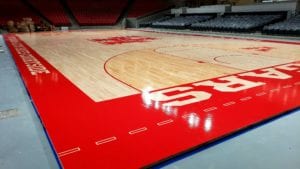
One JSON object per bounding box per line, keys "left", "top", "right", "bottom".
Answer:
{"left": 4, "top": 32, "right": 300, "bottom": 169}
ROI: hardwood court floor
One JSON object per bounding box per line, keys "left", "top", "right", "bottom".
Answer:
{"left": 4, "top": 30, "right": 300, "bottom": 169}
{"left": 17, "top": 30, "right": 300, "bottom": 102}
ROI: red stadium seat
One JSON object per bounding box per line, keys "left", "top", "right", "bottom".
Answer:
{"left": 0, "top": 0, "right": 40, "bottom": 26}
{"left": 26, "top": 0, "right": 71, "bottom": 26}
{"left": 66, "top": 0, "right": 128, "bottom": 26}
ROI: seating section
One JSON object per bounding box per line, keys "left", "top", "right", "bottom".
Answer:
{"left": 191, "top": 14, "right": 283, "bottom": 32}
{"left": 128, "top": 0, "right": 170, "bottom": 18}
{"left": 26, "top": 0, "right": 70, "bottom": 26}
{"left": 152, "top": 15, "right": 214, "bottom": 29}
{"left": 0, "top": 0, "right": 39, "bottom": 26}
{"left": 66, "top": 0, "right": 128, "bottom": 25}
{"left": 139, "top": 16, "right": 172, "bottom": 27}
{"left": 0, "top": 0, "right": 297, "bottom": 35}
{"left": 263, "top": 15, "right": 300, "bottom": 35}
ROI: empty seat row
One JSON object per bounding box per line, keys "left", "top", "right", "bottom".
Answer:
{"left": 26, "top": 0, "right": 71, "bottom": 26}
{"left": 139, "top": 16, "right": 172, "bottom": 28}
{"left": 66, "top": 0, "right": 128, "bottom": 25}
{"left": 190, "top": 14, "right": 283, "bottom": 32}
{"left": 0, "top": 0, "right": 173, "bottom": 27}
{"left": 152, "top": 15, "right": 214, "bottom": 29}
{"left": 0, "top": 0, "right": 40, "bottom": 26}
{"left": 263, "top": 15, "right": 300, "bottom": 35}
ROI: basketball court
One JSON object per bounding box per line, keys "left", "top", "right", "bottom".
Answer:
{"left": 3, "top": 29, "right": 300, "bottom": 168}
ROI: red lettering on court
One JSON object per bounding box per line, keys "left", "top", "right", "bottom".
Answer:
{"left": 89, "top": 36, "right": 157, "bottom": 45}
{"left": 242, "top": 46, "right": 274, "bottom": 52}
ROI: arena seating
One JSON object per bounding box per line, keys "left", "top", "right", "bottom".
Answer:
{"left": 0, "top": 0, "right": 40, "bottom": 26}
{"left": 139, "top": 16, "right": 172, "bottom": 27}
{"left": 152, "top": 15, "right": 214, "bottom": 29}
{"left": 263, "top": 15, "right": 300, "bottom": 35}
{"left": 26, "top": 0, "right": 70, "bottom": 26}
{"left": 191, "top": 14, "right": 284, "bottom": 32}
{"left": 66, "top": 0, "right": 128, "bottom": 25}
{"left": 128, "top": 0, "right": 171, "bottom": 18}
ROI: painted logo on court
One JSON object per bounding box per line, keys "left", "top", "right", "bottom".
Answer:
{"left": 89, "top": 36, "right": 157, "bottom": 45}
{"left": 242, "top": 46, "right": 274, "bottom": 52}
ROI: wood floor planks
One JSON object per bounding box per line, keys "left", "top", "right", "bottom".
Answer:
{"left": 17, "top": 30, "right": 300, "bottom": 102}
